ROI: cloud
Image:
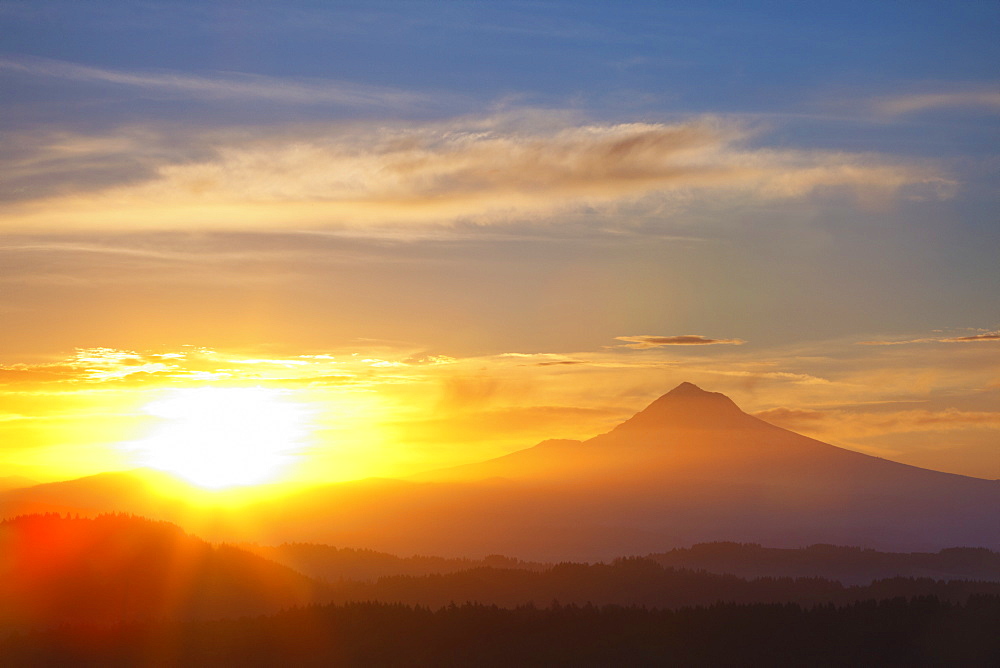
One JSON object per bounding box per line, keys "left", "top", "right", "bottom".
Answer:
{"left": 0, "top": 348, "right": 178, "bottom": 386}
{"left": 0, "top": 113, "right": 954, "bottom": 231}
{"left": 0, "top": 56, "right": 434, "bottom": 109}
{"left": 615, "top": 334, "right": 746, "bottom": 349}
{"left": 942, "top": 333, "right": 1000, "bottom": 343}
{"left": 756, "top": 406, "right": 1000, "bottom": 437}
{"left": 753, "top": 407, "right": 829, "bottom": 423}
{"left": 875, "top": 90, "right": 1000, "bottom": 116}
{"left": 858, "top": 331, "right": 1000, "bottom": 345}
{"left": 856, "top": 338, "right": 937, "bottom": 346}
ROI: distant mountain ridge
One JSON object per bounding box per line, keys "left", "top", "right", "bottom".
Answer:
{"left": 249, "top": 540, "right": 1000, "bottom": 586}
{"left": 646, "top": 542, "right": 1000, "bottom": 585}
{"left": 5, "top": 513, "right": 998, "bottom": 633}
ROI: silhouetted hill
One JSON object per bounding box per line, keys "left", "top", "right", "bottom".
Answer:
{"left": 248, "top": 540, "right": 1000, "bottom": 586}
{"left": 0, "top": 470, "right": 193, "bottom": 521}
{"left": 0, "top": 514, "right": 328, "bottom": 630}
{"left": 3, "top": 515, "right": 1000, "bottom": 665}
{"left": 647, "top": 542, "right": 1000, "bottom": 585}
{"left": 244, "top": 543, "right": 546, "bottom": 582}
{"left": 320, "top": 557, "right": 1000, "bottom": 610}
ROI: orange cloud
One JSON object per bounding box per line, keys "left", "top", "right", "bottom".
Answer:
{"left": 615, "top": 335, "right": 746, "bottom": 349}
{"left": 755, "top": 407, "right": 1000, "bottom": 437}
{"left": 858, "top": 331, "right": 1000, "bottom": 346}
{"left": 942, "top": 333, "right": 1000, "bottom": 343}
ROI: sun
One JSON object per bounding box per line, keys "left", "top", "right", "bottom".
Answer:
{"left": 129, "top": 387, "right": 312, "bottom": 490}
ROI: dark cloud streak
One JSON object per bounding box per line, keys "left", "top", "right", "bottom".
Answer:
{"left": 615, "top": 335, "right": 745, "bottom": 349}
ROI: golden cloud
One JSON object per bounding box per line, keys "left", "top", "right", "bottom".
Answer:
{"left": 0, "top": 114, "right": 955, "bottom": 231}
{"left": 943, "top": 333, "right": 1000, "bottom": 343}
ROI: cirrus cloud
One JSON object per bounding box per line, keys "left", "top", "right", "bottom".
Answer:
{"left": 874, "top": 89, "right": 1000, "bottom": 116}
{"left": 0, "top": 56, "right": 434, "bottom": 109}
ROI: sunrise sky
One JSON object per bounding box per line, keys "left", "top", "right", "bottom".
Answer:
{"left": 1, "top": 1, "right": 998, "bottom": 488}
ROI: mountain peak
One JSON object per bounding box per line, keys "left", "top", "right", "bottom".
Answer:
{"left": 665, "top": 381, "right": 712, "bottom": 397}
{"left": 611, "top": 382, "right": 752, "bottom": 433}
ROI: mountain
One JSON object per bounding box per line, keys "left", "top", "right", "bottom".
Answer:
{"left": 422, "top": 382, "right": 981, "bottom": 489}
{"left": 1, "top": 383, "right": 997, "bottom": 560}
{"left": 232, "top": 382, "right": 998, "bottom": 559}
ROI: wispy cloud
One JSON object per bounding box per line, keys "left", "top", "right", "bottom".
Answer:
{"left": 0, "top": 346, "right": 422, "bottom": 389}
{"left": 756, "top": 406, "right": 1000, "bottom": 437}
{"left": 858, "top": 330, "right": 1000, "bottom": 346}
{"left": 0, "top": 56, "right": 435, "bottom": 108}
{"left": 875, "top": 89, "right": 1000, "bottom": 116}
{"left": 0, "top": 113, "right": 955, "bottom": 231}
{"left": 943, "top": 332, "right": 1000, "bottom": 343}
{"left": 615, "top": 334, "right": 746, "bottom": 349}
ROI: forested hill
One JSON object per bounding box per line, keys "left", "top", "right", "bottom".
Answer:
{"left": 248, "top": 539, "right": 1000, "bottom": 584}
{"left": 322, "top": 558, "right": 1000, "bottom": 610}
{"left": 4, "top": 514, "right": 1000, "bottom": 629}
{"left": 3, "top": 514, "right": 1000, "bottom": 664}
{"left": 3, "top": 598, "right": 998, "bottom": 666}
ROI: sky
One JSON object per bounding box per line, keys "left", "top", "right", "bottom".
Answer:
{"left": 1, "top": 0, "right": 998, "bottom": 487}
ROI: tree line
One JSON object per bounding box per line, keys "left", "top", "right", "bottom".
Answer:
{"left": 2, "top": 596, "right": 997, "bottom": 666}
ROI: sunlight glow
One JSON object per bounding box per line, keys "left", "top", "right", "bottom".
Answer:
{"left": 129, "top": 387, "right": 312, "bottom": 489}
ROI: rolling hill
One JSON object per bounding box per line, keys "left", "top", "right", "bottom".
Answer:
{"left": 0, "top": 513, "right": 327, "bottom": 630}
